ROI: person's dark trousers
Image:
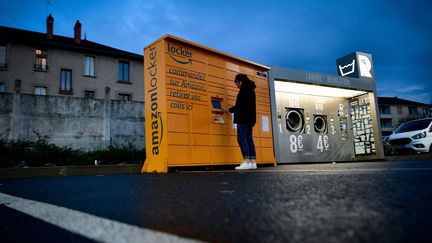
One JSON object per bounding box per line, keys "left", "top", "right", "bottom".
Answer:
{"left": 237, "top": 123, "right": 256, "bottom": 160}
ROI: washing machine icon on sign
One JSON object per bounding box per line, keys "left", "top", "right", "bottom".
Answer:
{"left": 285, "top": 108, "right": 305, "bottom": 133}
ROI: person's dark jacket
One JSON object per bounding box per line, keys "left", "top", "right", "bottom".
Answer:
{"left": 229, "top": 80, "right": 256, "bottom": 126}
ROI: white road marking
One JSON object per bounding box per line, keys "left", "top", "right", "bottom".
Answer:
{"left": 0, "top": 192, "right": 203, "bottom": 243}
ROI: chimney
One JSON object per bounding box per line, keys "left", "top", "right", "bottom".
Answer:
{"left": 46, "top": 14, "right": 54, "bottom": 39}
{"left": 74, "top": 20, "right": 82, "bottom": 44}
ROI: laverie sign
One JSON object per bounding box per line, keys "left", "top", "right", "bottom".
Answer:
{"left": 336, "top": 52, "right": 375, "bottom": 79}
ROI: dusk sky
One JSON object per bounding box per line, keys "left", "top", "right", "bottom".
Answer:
{"left": 1, "top": 0, "right": 431, "bottom": 104}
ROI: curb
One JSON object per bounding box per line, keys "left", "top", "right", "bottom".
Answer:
{"left": 0, "top": 164, "right": 142, "bottom": 179}
{"left": 1, "top": 154, "right": 431, "bottom": 179}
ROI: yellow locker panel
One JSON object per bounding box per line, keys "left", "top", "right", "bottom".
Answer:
{"left": 192, "top": 134, "right": 210, "bottom": 146}
{"left": 208, "top": 55, "right": 225, "bottom": 68}
{"left": 210, "top": 123, "right": 227, "bottom": 135}
{"left": 190, "top": 104, "right": 209, "bottom": 134}
{"left": 167, "top": 113, "right": 189, "bottom": 132}
{"left": 191, "top": 146, "right": 211, "bottom": 164}
{"left": 168, "top": 146, "right": 190, "bottom": 165}
{"left": 168, "top": 132, "right": 189, "bottom": 145}
{"left": 211, "top": 135, "right": 228, "bottom": 146}
{"left": 260, "top": 137, "right": 274, "bottom": 148}
{"left": 226, "top": 62, "right": 240, "bottom": 72}
{"left": 261, "top": 148, "right": 275, "bottom": 162}
{"left": 211, "top": 147, "right": 229, "bottom": 163}
{"left": 208, "top": 65, "right": 225, "bottom": 78}
{"left": 229, "top": 147, "right": 243, "bottom": 163}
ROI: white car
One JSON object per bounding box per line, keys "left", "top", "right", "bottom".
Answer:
{"left": 387, "top": 118, "right": 432, "bottom": 153}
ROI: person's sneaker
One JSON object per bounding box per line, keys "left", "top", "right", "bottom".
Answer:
{"left": 235, "top": 160, "right": 253, "bottom": 170}
{"left": 250, "top": 159, "right": 257, "bottom": 169}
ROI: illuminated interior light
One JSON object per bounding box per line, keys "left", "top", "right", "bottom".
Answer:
{"left": 274, "top": 80, "right": 368, "bottom": 98}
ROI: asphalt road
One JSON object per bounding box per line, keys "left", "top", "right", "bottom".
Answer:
{"left": 1, "top": 159, "right": 432, "bottom": 243}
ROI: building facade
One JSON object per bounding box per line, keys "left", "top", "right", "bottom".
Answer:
{"left": 0, "top": 15, "right": 145, "bottom": 150}
{"left": 378, "top": 96, "right": 431, "bottom": 137}
{"left": 0, "top": 14, "right": 144, "bottom": 101}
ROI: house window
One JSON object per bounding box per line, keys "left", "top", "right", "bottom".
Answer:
{"left": 84, "top": 90, "right": 95, "bottom": 99}
{"left": 118, "top": 93, "right": 131, "bottom": 101}
{"left": 408, "top": 107, "right": 418, "bottom": 115}
{"left": 34, "top": 86, "right": 47, "bottom": 95}
{"left": 0, "top": 83, "right": 5, "bottom": 92}
{"left": 60, "top": 69, "right": 72, "bottom": 93}
{"left": 379, "top": 106, "right": 391, "bottom": 115}
{"left": 34, "top": 49, "right": 48, "bottom": 71}
{"left": 84, "top": 56, "right": 95, "bottom": 76}
{"left": 423, "top": 107, "right": 429, "bottom": 116}
{"left": 380, "top": 118, "right": 393, "bottom": 128}
{"left": 397, "top": 106, "right": 403, "bottom": 115}
{"left": 0, "top": 45, "right": 7, "bottom": 69}
{"left": 118, "top": 61, "right": 130, "bottom": 82}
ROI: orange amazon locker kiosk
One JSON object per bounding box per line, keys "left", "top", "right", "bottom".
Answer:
{"left": 142, "top": 35, "right": 276, "bottom": 173}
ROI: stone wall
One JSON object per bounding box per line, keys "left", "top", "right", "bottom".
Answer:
{"left": 0, "top": 80, "right": 145, "bottom": 150}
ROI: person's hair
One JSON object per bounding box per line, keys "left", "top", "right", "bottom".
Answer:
{"left": 234, "top": 73, "right": 249, "bottom": 83}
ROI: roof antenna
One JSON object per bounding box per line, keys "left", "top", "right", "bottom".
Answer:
{"left": 46, "top": 1, "right": 54, "bottom": 15}
{"left": 84, "top": 32, "right": 87, "bottom": 41}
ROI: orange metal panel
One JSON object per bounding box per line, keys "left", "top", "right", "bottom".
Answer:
{"left": 207, "top": 85, "right": 226, "bottom": 95}
{"left": 229, "top": 135, "right": 237, "bottom": 146}
{"left": 190, "top": 104, "right": 209, "bottom": 134}
{"left": 240, "top": 66, "right": 254, "bottom": 76}
{"left": 168, "top": 132, "right": 189, "bottom": 145}
{"left": 211, "top": 135, "right": 228, "bottom": 146}
{"left": 167, "top": 113, "right": 189, "bottom": 132}
{"left": 260, "top": 138, "right": 274, "bottom": 148}
{"left": 225, "top": 70, "right": 239, "bottom": 83}
{"left": 191, "top": 134, "right": 210, "bottom": 146}
{"left": 168, "top": 146, "right": 190, "bottom": 165}
{"left": 210, "top": 123, "right": 228, "bottom": 135}
{"left": 207, "top": 75, "right": 225, "bottom": 86}
{"left": 226, "top": 62, "right": 240, "bottom": 72}
{"left": 208, "top": 55, "right": 225, "bottom": 68}
{"left": 143, "top": 40, "right": 169, "bottom": 173}
{"left": 211, "top": 147, "right": 229, "bottom": 163}
{"left": 208, "top": 65, "right": 225, "bottom": 78}
{"left": 261, "top": 148, "right": 275, "bottom": 163}
{"left": 191, "top": 146, "right": 211, "bottom": 164}
{"left": 229, "top": 147, "right": 243, "bottom": 162}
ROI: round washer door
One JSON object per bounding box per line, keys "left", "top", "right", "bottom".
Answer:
{"left": 286, "top": 109, "right": 304, "bottom": 133}
{"left": 314, "top": 115, "right": 327, "bottom": 134}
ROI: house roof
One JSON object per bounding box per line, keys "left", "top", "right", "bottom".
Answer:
{"left": 378, "top": 97, "right": 429, "bottom": 106}
{"left": 0, "top": 26, "right": 143, "bottom": 62}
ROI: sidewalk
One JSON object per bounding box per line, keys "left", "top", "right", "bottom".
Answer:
{"left": 1, "top": 154, "right": 431, "bottom": 179}
{"left": 0, "top": 164, "right": 142, "bottom": 179}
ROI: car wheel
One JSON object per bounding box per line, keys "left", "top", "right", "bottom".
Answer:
{"left": 429, "top": 144, "right": 432, "bottom": 153}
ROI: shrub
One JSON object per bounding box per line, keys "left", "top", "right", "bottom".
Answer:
{"left": 0, "top": 139, "right": 145, "bottom": 168}
{"left": 383, "top": 140, "right": 397, "bottom": 156}
{"left": 88, "top": 142, "right": 146, "bottom": 165}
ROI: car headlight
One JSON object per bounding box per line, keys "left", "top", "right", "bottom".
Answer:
{"left": 412, "top": 131, "right": 427, "bottom": 139}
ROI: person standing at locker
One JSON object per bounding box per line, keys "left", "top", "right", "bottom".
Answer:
{"left": 228, "top": 73, "right": 257, "bottom": 170}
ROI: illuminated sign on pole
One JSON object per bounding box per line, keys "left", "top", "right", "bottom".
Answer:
{"left": 336, "top": 52, "right": 375, "bottom": 79}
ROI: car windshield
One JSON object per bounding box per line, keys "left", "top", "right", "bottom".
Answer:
{"left": 395, "top": 119, "right": 432, "bottom": 133}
